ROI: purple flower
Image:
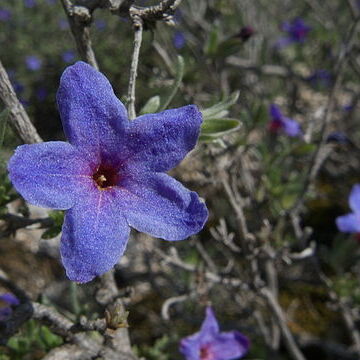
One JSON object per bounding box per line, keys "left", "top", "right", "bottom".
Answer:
{"left": 24, "top": 0, "right": 37, "bottom": 8}
{"left": 25, "top": 55, "right": 42, "bottom": 71}
{"left": 336, "top": 185, "right": 360, "bottom": 233}
{"left": 36, "top": 87, "right": 48, "bottom": 101}
{"left": 58, "top": 19, "right": 69, "bottom": 30}
{"left": 343, "top": 104, "right": 354, "bottom": 112}
{"left": 326, "top": 132, "right": 350, "bottom": 145}
{"left": 62, "top": 50, "right": 76, "bottom": 64}
{"left": 268, "top": 104, "right": 302, "bottom": 137}
{"left": 173, "top": 31, "right": 186, "bottom": 49}
{"left": 276, "top": 18, "right": 311, "bottom": 48}
{"left": 180, "top": 307, "right": 249, "bottom": 360}
{"left": 0, "top": 293, "right": 20, "bottom": 321}
{"left": 306, "top": 70, "right": 332, "bottom": 88}
{"left": 94, "top": 19, "right": 106, "bottom": 31}
{"left": 0, "top": 8, "right": 11, "bottom": 22}
{"left": 8, "top": 62, "right": 208, "bottom": 283}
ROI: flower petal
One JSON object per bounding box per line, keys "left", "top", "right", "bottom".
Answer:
{"left": 60, "top": 185, "right": 130, "bottom": 283}
{"left": 0, "top": 294, "right": 19, "bottom": 306}
{"left": 179, "top": 307, "right": 219, "bottom": 360}
{"left": 200, "top": 306, "right": 220, "bottom": 338}
{"left": 125, "top": 105, "right": 202, "bottom": 172}
{"left": 336, "top": 213, "right": 360, "bottom": 233}
{"left": 349, "top": 184, "right": 360, "bottom": 213}
{"left": 118, "top": 172, "right": 208, "bottom": 240}
{"left": 8, "top": 141, "right": 92, "bottom": 210}
{"left": 60, "top": 188, "right": 130, "bottom": 283}
{"left": 56, "top": 61, "right": 128, "bottom": 165}
{"left": 269, "top": 104, "right": 282, "bottom": 120}
{"left": 179, "top": 333, "right": 202, "bottom": 360}
{"left": 282, "top": 117, "right": 302, "bottom": 137}
{"left": 0, "top": 307, "right": 12, "bottom": 321}
{"left": 209, "top": 331, "right": 250, "bottom": 360}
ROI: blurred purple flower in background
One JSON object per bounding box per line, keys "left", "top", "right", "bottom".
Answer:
{"left": 306, "top": 70, "right": 332, "bottom": 88}
{"left": 62, "top": 50, "right": 76, "bottom": 63}
{"left": 0, "top": 293, "right": 20, "bottom": 321}
{"left": 58, "top": 18, "right": 69, "bottom": 30}
{"left": 343, "top": 104, "right": 354, "bottom": 112}
{"left": 276, "top": 17, "right": 311, "bottom": 48}
{"left": 173, "top": 31, "right": 186, "bottom": 49}
{"left": 24, "top": 0, "right": 37, "bottom": 8}
{"left": 94, "top": 19, "right": 106, "bottom": 31}
{"left": 7, "top": 70, "right": 25, "bottom": 95}
{"left": 8, "top": 61, "right": 208, "bottom": 283}
{"left": 268, "top": 104, "right": 302, "bottom": 137}
{"left": 0, "top": 8, "right": 11, "bottom": 22}
{"left": 326, "top": 132, "right": 350, "bottom": 145}
{"left": 36, "top": 87, "right": 48, "bottom": 101}
{"left": 336, "top": 185, "right": 360, "bottom": 233}
{"left": 180, "top": 306, "right": 249, "bottom": 360}
{"left": 25, "top": 55, "right": 42, "bottom": 71}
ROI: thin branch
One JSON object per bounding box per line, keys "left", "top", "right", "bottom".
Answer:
{"left": 127, "top": 16, "right": 143, "bottom": 120}
{"left": 261, "top": 287, "right": 306, "bottom": 360}
{"left": 0, "top": 59, "right": 42, "bottom": 144}
{"left": 60, "top": 0, "right": 99, "bottom": 69}
{"left": 129, "top": 0, "right": 183, "bottom": 22}
{"left": 290, "top": 16, "right": 360, "bottom": 215}
{"left": 161, "top": 293, "right": 192, "bottom": 320}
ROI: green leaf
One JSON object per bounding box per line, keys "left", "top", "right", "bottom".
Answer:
{"left": 292, "top": 143, "right": 316, "bottom": 156}
{"left": 41, "top": 211, "right": 64, "bottom": 240}
{"left": 159, "top": 55, "right": 185, "bottom": 111}
{"left": 0, "top": 108, "right": 9, "bottom": 148}
{"left": 216, "top": 37, "right": 243, "bottom": 58}
{"left": 201, "top": 91, "right": 239, "bottom": 120}
{"left": 204, "top": 26, "right": 219, "bottom": 56}
{"left": 139, "top": 96, "right": 160, "bottom": 115}
{"left": 40, "top": 326, "right": 63, "bottom": 348}
{"left": 201, "top": 118, "right": 241, "bottom": 135}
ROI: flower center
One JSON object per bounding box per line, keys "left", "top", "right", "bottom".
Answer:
{"left": 92, "top": 165, "right": 118, "bottom": 190}
{"left": 200, "top": 345, "right": 213, "bottom": 360}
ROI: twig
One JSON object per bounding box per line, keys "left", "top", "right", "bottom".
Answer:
{"left": 155, "top": 247, "right": 248, "bottom": 289}
{"left": 261, "top": 287, "right": 306, "bottom": 360}
{"left": 161, "top": 293, "right": 191, "bottom": 320}
{"left": 0, "top": 214, "right": 53, "bottom": 238}
{"left": 60, "top": 0, "right": 99, "bottom": 69}
{"left": 129, "top": 0, "right": 183, "bottom": 22}
{"left": 290, "top": 16, "right": 360, "bottom": 215}
{"left": 32, "top": 302, "right": 74, "bottom": 337}
{"left": 0, "top": 59, "right": 42, "bottom": 144}
{"left": 127, "top": 15, "right": 143, "bottom": 120}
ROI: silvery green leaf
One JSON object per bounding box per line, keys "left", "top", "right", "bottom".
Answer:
{"left": 201, "top": 117, "right": 241, "bottom": 135}
{"left": 139, "top": 96, "right": 161, "bottom": 115}
{"left": 201, "top": 91, "right": 239, "bottom": 120}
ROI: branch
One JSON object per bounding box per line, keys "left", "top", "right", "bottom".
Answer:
{"left": 0, "top": 59, "right": 42, "bottom": 144}
{"left": 60, "top": 0, "right": 99, "bottom": 69}
{"left": 127, "top": 15, "right": 143, "bottom": 120}
{"left": 261, "top": 287, "right": 306, "bottom": 360}
{"left": 290, "top": 16, "right": 360, "bottom": 215}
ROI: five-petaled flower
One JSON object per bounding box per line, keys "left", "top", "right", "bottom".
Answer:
{"left": 336, "top": 184, "right": 360, "bottom": 234}
{"left": 276, "top": 17, "right": 311, "bottom": 49}
{"left": 268, "top": 104, "right": 302, "bottom": 137}
{"left": 0, "top": 293, "right": 20, "bottom": 321}
{"left": 180, "top": 306, "right": 249, "bottom": 360}
{"left": 8, "top": 61, "right": 208, "bottom": 283}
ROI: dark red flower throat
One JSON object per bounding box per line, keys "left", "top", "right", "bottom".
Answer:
{"left": 92, "top": 164, "right": 118, "bottom": 190}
